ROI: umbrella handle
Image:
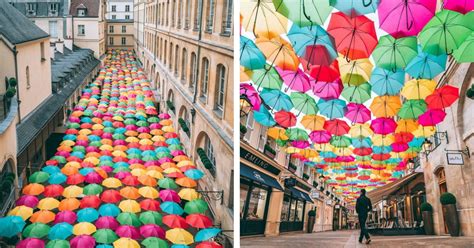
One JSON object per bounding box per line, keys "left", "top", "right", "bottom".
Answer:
{"left": 406, "top": 20, "right": 413, "bottom": 30}
{"left": 362, "top": 0, "right": 372, "bottom": 7}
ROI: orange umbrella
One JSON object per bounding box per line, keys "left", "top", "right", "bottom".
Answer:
{"left": 160, "top": 119, "right": 172, "bottom": 126}
{"left": 146, "top": 166, "right": 163, "bottom": 172}
{"left": 161, "top": 162, "right": 177, "bottom": 170}
{"left": 57, "top": 146, "right": 73, "bottom": 152}
{"left": 61, "top": 166, "right": 79, "bottom": 176}
{"left": 138, "top": 133, "right": 152, "bottom": 139}
{"left": 138, "top": 175, "right": 157, "bottom": 187}
{"left": 300, "top": 115, "right": 326, "bottom": 131}
{"left": 129, "top": 164, "right": 146, "bottom": 170}
{"left": 120, "top": 186, "right": 141, "bottom": 199}
{"left": 22, "top": 183, "right": 45, "bottom": 196}
{"left": 29, "top": 210, "right": 55, "bottom": 224}
{"left": 150, "top": 129, "right": 164, "bottom": 135}
{"left": 396, "top": 119, "right": 419, "bottom": 133}
{"left": 58, "top": 198, "right": 81, "bottom": 211}
{"left": 370, "top": 95, "right": 401, "bottom": 118}
{"left": 175, "top": 177, "right": 197, "bottom": 188}
{"left": 114, "top": 145, "right": 128, "bottom": 151}
{"left": 173, "top": 156, "right": 190, "bottom": 162}
{"left": 256, "top": 36, "right": 299, "bottom": 71}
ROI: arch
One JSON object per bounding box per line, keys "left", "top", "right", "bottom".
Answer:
{"left": 195, "top": 131, "right": 216, "bottom": 166}
{"left": 154, "top": 71, "right": 160, "bottom": 91}
{"left": 456, "top": 63, "right": 474, "bottom": 141}
{"left": 167, "top": 89, "right": 174, "bottom": 102}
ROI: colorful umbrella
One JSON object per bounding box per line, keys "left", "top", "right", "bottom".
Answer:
{"left": 372, "top": 35, "right": 418, "bottom": 70}
{"left": 240, "top": 36, "right": 266, "bottom": 70}
{"left": 406, "top": 46, "right": 447, "bottom": 79}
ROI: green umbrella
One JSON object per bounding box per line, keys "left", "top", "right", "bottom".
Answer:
{"left": 89, "top": 141, "right": 103, "bottom": 147}
{"left": 29, "top": 171, "right": 49, "bottom": 183}
{"left": 453, "top": 32, "right": 474, "bottom": 63}
{"left": 142, "top": 237, "right": 169, "bottom": 248}
{"left": 51, "top": 156, "right": 67, "bottom": 164}
{"left": 272, "top": 0, "right": 333, "bottom": 26}
{"left": 250, "top": 67, "right": 283, "bottom": 90}
{"left": 276, "top": 139, "right": 288, "bottom": 147}
{"left": 136, "top": 120, "right": 149, "bottom": 127}
{"left": 23, "top": 223, "right": 50, "bottom": 238}
{"left": 67, "top": 123, "right": 80, "bottom": 129}
{"left": 156, "top": 152, "right": 172, "bottom": 159}
{"left": 158, "top": 178, "right": 178, "bottom": 189}
{"left": 139, "top": 211, "right": 163, "bottom": 225}
{"left": 419, "top": 10, "right": 471, "bottom": 55}
{"left": 341, "top": 83, "right": 371, "bottom": 104}
{"left": 290, "top": 92, "right": 318, "bottom": 115}
{"left": 93, "top": 229, "right": 119, "bottom": 244}
{"left": 184, "top": 199, "right": 209, "bottom": 214}
{"left": 330, "top": 136, "right": 351, "bottom": 148}
{"left": 168, "top": 144, "right": 183, "bottom": 151}
{"left": 117, "top": 212, "right": 141, "bottom": 227}
{"left": 285, "top": 128, "right": 309, "bottom": 141}
{"left": 124, "top": 119, "right": 136, "bottom": 125}
{"left": 46, "top": 240, "right": 70, "bottom": 248}
{"left": 398, "top": 100, "right": 427, "bottom": 119}
{"left": 372, "top": 35, "right": 418, "bottom": 70}
{"left": 103, "top": 127, "right": 115, "bottom": 133}
{"left": 73, "top": 146, "right": 86, "bottom": 153}
{"left": 113, "top": 166, "right": 130, "bottom": 173}
{"left": 83, "top": 184, "right": 103, "bottom": 195}
{"left": 148, "top": 117, "right": 160, "bottom": 123}
{"left": 112, "top": 134, "right": 126, "bottom": 140}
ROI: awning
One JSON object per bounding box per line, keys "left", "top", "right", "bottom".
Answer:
{"left": 240, "top": 164, "right": 283, "bottom": 190}
{"left": 290, "top": 187, "right": 313, "bottom": 202}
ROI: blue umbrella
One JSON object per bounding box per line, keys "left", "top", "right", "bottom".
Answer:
{"left": 160, "top": 201, "right": 184, "bottom": 215}
{"left": 171, "top": 245, "right": 189, "bottom": 248}
{"left": 351, "top": 137, "right": 372, "bottom": 148}
{"left": 259, "top": 88, "right": 293, "bottom": 112}
{"left": 100, "top": 156, "right": 113, "bottom": 161}
{"left": 370, "top": 67, "right": 405, "bottom": 96}
{"left": 79, "top": 168, "right": 94, "bottom": 176}
{"left": 70, "top": 151, "right": 85, "bottom": 159}
{"left": 184, "top": 169, "right": 204, "bottom": 180}
{"left": 287, "top": 24, "right": 337, "bottom": 59}
{"left": 317, "top": 99, "right": 346, "bottom": 119}
{"left": 127, "top": 148, "right": 142, "bottom": 154}
{"left": 240, "top": 36, "right": 266, "bottom": 70}
{"left": 99, "top": 204, "right": 121, "bottom": 217}
{"left": 409, "top": 137, "right": 425, "bottom": 147}
{"left": 319, "top": 151, "right": 337, "bottom": 158}
{"left": 63, "top": 134, "right": 76, "bottom": 141}
{"left": 81, "top": 117, "right": 92, "bottom": 123}
{"left": 48, "top": 173, "right": 67, "bottom": 185}
{"left": 155, "top": 147, "right": 170, "bottom": 153}
{"left": 372, "top": 146, "right": 392, "bottom": 154}
{"left": 115, "top": 127, "right": 127, "bottom": 134}
{"left": 96, "top": 245, "right": 113, "bottom": 248}
{"left": 406, "top": 46, "right": 447, "bottom": 79}
{"left": 103, "top": 121, "right": 113, "bottom": 127}
{"left": 89, "top": 135, "right": 101, "bottom": 142}
{"left": 253, "top": 104, "right": 276, "bottom": 127}
{"left": 77, "top": 208, "right": 99, "bottom": 222}
{"left": 166, "top": 139, "right": 181, "bottom": 145}
{"left": 48, "top": 222, "right": 73, "bottom": 240}
{"left": 330, "top": 0, "right": 379, "bottom": 16}
{"left": 0, "top": 216, "right": 25, "bottom": 238}
{"left": 195, "top": 228, "right": 222, "bottom": 242}
{"left": 42, "top": 166, "right": 61, "bottom": 175}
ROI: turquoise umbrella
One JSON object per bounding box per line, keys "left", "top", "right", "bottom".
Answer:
{"left": 0, "top": 216, "right": 25, "bottom": 238}
{"left": 77, "top": 208, "right": 99, "bottom": 222}
{"left": 166, "top": 139, "right": 181, "bottom": 145}
{"left": 160, "top": 201, "right": 184, "bottom": 215}
{"left": 351, "top": 137, "right": 372, "bottom": 148}
{"left": 184, "top": 169, "right": 204, "bottom": 180}
{"left": 240, "top": 36, "right": 266, "bottom": 70}
{"left": 99, "top": 203, "right": 121, "bottom": 217}
{"left": 369, "top": 67, "right": 405, "bottom": 96}
{"left": 406, "top": 46, "right": 447, "bottom": 79}
{"left": 409, "top": 137, "right": 425, "bottom": 147}
{"left": 287, "top": 24, "right": 337, "bottom": 59}
{"left": 253, "top": 104, "right": 276, "bottom": 127}
{"left": 42, "top": 166, "right": 61, "bottom": 174}
{"left": 329, "top": 0, "right": 379, "bottom": 16}
{"left": 171, "top": 245, "right": 188, "bottom": 248}
{"left": 195, "top": 228, "right": 222, "bottom": 242}
{"left": 48, "top": 173, "right": 67, "bottom": 185}
{"left": 259, "top": 88, "right": 293, "bottom": 111}
{"left": 317, "top": 99, "right": 346, "bottom": 119}
{"left": 48, "top": 223, "right": 73, "bottom": 240}
{"left": 79, "top": 168, "right": 94, "bottom": 176}
{"left": 373, "top": 146, "right": 392, "bottom": 154}
{"left": 155, "top": 147, "right": 170, "bottom": 153}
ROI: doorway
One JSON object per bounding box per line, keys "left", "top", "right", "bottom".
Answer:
{"left": 436, "top": 168, "right": 448, "bottom": 234}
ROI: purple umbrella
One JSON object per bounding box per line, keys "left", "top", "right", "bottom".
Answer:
{"left": 444, "top": 0, "right": 474, "bottom": 14}
{"left": 114, "top": 171, "right": 132, "bottom": 179}
{"left": 378, "top": 0, "right": 436, "bottom": 38}
{"left": 17, "top": 238, "right": 45, "bottom": 248}
{"left": 309, "top": 130, "right": 331, "bottom": 144}
{"left": 159, "top": 189, "right": 181, "bottom": 203}
{"left": 15, "top": 195, "right": 39, "bottom": 208}
{"left": 116, "top": 225, "right": 141, "bottom": 239}
{"left": 291, "top": 140, "right": 310, "bottom": 149}
{"left": 139, "top": 224, "right": 166, "bottom": 239}
{"left": 275, "top": 67, "right": 311, "bottom": 93}
{"left": 54, "top": 210, "right": 77, "bottom": 224}
{"left": 70, "top": 235, "right": 96, "bottom": 248}
{"left": 95, "top": 216, "right": 120, "bottom": 230}
{"left": 311, "top": 79, "right": 343, "bottom": 100}
{"left": 345, "top": 103, "right": 371, "bottom": 124}
{"left": 84, "top": 172, "right": 104, "bottom": 184}
{"left": 240, "top": 83, "right": 261, "bottom": 111}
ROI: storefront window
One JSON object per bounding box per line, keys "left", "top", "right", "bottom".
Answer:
{"left": 281, "top": 194, "right": 290, "bottom": 221}
{"left": 240, "top": 183, "right": 250, "bottom": 219}
{"left": 246, "top": 186, "right": 268, "bottom": 220}
{"left": 289, "top": 199, "right": 297, "bottom": 221}
{"left": 296, "top": 200, "right": 304, "bottom": 222}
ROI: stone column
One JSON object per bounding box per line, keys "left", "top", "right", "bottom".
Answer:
{"left": 265, "top": 189, "right": 284, "bottom": 236}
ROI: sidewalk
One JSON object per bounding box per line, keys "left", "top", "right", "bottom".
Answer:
{"left": 241, "top": 230, "right": 474, "bottom": 248}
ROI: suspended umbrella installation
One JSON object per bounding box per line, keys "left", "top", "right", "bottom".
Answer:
{"left": 240, "top": 0, "right": 471, "bottom": 205}
{"left": 1, "top": 50, "right": 222, "bottom": 247}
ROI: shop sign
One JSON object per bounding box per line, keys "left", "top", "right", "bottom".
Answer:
{"left": 446, "top": 152, "right": 464, "bottom": 165}
{"left": 241, "top": 147, "right": 281, "bottom": 175}
{"left": 326, "top": 200, "right": 332, "bottom": 205}
{"left": 335, "top": 205, "right": 340, "bottom": 209}
{"left": 311, "top": 190, "right": 320, "bottom": 199}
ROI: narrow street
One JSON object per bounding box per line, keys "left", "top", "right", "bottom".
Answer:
{"left": 241, "top": 230, "right": 474, "bottom": 248}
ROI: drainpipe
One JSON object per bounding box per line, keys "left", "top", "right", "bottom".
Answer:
{"left": 13, "top": 46, "right": 21, "bottom": 123}
{"left": 192, "top": 0, "right": 204, "bottom": 103}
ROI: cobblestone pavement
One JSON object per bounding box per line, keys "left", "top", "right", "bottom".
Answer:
{"left": 241, "top": 230, "right": 474, "bottom": 248}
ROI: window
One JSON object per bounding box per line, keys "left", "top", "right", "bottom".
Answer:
{"left": 125, "top": 5, "right": 130, "bottom": 12}
{"left": 205, "top": 0, "right": 215, "bottom": 32}
{"left": 125, "top": 15, "right": 130, "bottom": 19}
{"left": 40, "top": 42, "right": 45, "bottom": 61}
{"left": 112, "top": 15, "right": 116, "bottom": 19}
{"left": 222, "top": 0, "right": 232, "bottom": 34}
{"left": 122, "top": 25, "right": 126, "bottom": 33}
{"left": 49, "top": 3, "right": 59, "bottom": 16}
{"left": 229, "top": 170, "right": 234, "bottom": 209}
{"left": 78, "top": 25, "right": 85, "bottom": 35}
{"left": 194, "top": 0, "right": 201, "bottom": 30}
{"left": 77, "top": 8, "right": 86, "bottom": 16}
{"left": 26, "top": 3, "right": 36, "bottom": 15}
{"left": 111, "top": 5, "right": 116, "bottom": 12}
{"left": 185, "top": 0, "right": 191, "bottom": 29}
{"left": 121, "top": 37, "right": 126, "bottom": 45}
{"left": 174, "top": 46, "right": 179, "bottom": 75}
{"left": 215, "top": 64, "right": 226, "bottom": 112}
{"left": 244, "top": 111, "right": 254, "bottom": 141}
{"left": 49, "top": 21, "right": 58, "bottom": 38}
{"left": 177, "top": 0, "right": 182, "bottom": 27}
{"left": 204, "top": 136, "right": 216, "bottom": 166}
{"left": 246, "top": 185, "right": 268, "bottom": 220}
{"left": 181, "top": 48, "right": 187, "bottom": 81}
{"left": 200, "top": 58, "right": 209, "bottom": 99}
{"left": 109, "top": 25, "right": 114, "bottom": 33}
{"left": 26, "top": 66, "right": 31, "bottom": 89}
{"left": 164, "top": 40, "right": 167, "bottom": 65}
{"left": 169, "top": 42, "right": 173, "bottom": 69}
{"left": 109, "top": 37, "right": 114, "bottom": 45}
{"left": 190, "top": 52, "right": 197, "bottom": 90}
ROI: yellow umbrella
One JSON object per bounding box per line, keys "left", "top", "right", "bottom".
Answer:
{"left": 65, "top": 161, "right": 81, "bottom": 168}
{"left": 84, "top": 157, "right": 99, "bottom": 165}
{"left": 100, "top": 144, "right": 114, "bottom": 151}
{"left": 313, "top": 143, "right": 334, "bottom": 152}
{"left": 256, "top": 36, "right": 299, "bottom": 71}
{"left": 334, "top": 147, "right": 353, "bottom": 156}
{"left": 372, "top": 134, "right": 394, "bottom": 146}
{"left": 338, "top": 56, "right": 373, "bottom": 86}
{"left": 92, "top": 124, "right": 104, "bottom": 130}
{"left": 396, "top": 119, "right": 419, "bottom": 133}
{"left": 173, "top": 156, "right": 190, "bottom": 162}
{"left": 240, "top": 66, "right": 251, "bottom": 82}
{"left": 118, "top": 200, "right": 141, "bottom": 213}
{"left": 178, "top": 188, "right": 200, "bottom": 201}
{"left": 60, "top": 140, "right": 75, "bottom": 146}
{"left": 78, "top": 129, "right": 92, "bottom": 136}
{"left": 113, "top": 238, "right": 140, "bottom": 248}
{"left": 349, "top": 123, "right": 373, "bottom": 137}
{"left": 241, "top": 0, "right": 288, "bottom": 38}
{"left": 138, "top": 186, "right": 159, "bottom": 199}
{"left": 370, "top": 95, "right": 402, "bottom": 118}
{"left": 163, "top": 167, "right": 181, "bottom": 174}
{"left": 113, "top": 116, "right": 124, "bottom": 121}
{"left": 112, "top": 150, "right": 127, "bottom": 158}
{"left": 125, "top": 137, "right": 140, "bottom": 143}
{"left": 300, "top": 115, "right": 325, "bottom": 131}
{"left": 285, "top": 147, "right": 301, "bottom": 154}
{"left": 102, "top": 177, "right": 123, "bottom": 188}
{"left": 162, "top": 126, "right": 175, "bottom": 133}
{"left": 308, "top": 156, "right": 323, "bottom": 163}
{"left": 139, "top": 139, "right": 153, "bottom": 145}
{"left": 37, "top": 198, "right": 60, "bottom": 210}
{"left": 413, "top": 125, "right": 436, "bottom": 137}
{"left": 63, "top": 185, "right": 83, "bottom": 198}
{"left": 151, "top": 135, "right": 166, "bottom": 142}
{"left": 73, "top": 222, "right": 96, "bottom": 235}
{"left": 299, "top": 149, "right": 318, "bottom": 158}
{"left": 131, "top": 168, "right": 147, "bottom": 177}
{"left": 166, "top": 228, "right": 194, "bottom": 245}
{"left": 160, "top": 119, "right": 172, "bottom": 126}
{"left": 267, "top": 127, "right": 288, "bottom": 141}
{"left": 401, "top": 79, "right": 436, "bottom": 100}
{"left": 8, "top": 206, "right": 33, "bottom": 220}
{"left": 177, "top": 160, "right": 194, "bottom": 167}
{"left": 146, "top": 170, "right": 164, "bottom": 179}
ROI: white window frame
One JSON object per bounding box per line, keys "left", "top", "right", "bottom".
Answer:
{"left": 200, "top": 58, "right": 209, "bottom": 99}
{"left": 78, "top": 25, "right": 85, "bottom": 36}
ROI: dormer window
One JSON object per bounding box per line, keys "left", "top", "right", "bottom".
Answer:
{"left": 49, "top": 3, "right": 59, "bottom": 16}
{"left": 77, "top": 8, "right": 87, "bottom": 16}
{"left": 26, "top": 3, "right": 36, "bottom": 16}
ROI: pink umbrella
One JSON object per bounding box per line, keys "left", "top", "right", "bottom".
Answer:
{"left": 444, "top": 0, "right": 474, "bottom": 14}
{"left": 240, "top": 83, "right": 261, "bottom": 111}
{"left": 113, "top": 140, "right": 127, "bottom": 146}
{"left": 309, "top": 130, "right": 331, "bottom": 144}
{"left": 391, "top": 142, "right": 409, "bottom": 152}
{"left": 17, "top": 238, "right": 45, "bottom": 248}
{"left": 370, "top": 117, "right": 397, "bottom": 135}
{"left": 116, "top": 225, "right": 141, "bottom": 239}
{"left": 275, "top": 67, "right": 311, "bottom": 93}
{"left": 171, "top": 150, "right": 185, "bottom": 156}
{"left": 15, "top": 195, "right": 39, "bottom": 208}
{"left": 144, "top": 161, "right": 160, "bottom": 167}
{"left": 129, "top": 159, "right": 144, "bottom": 164}
{"left": 137, "top": 127, "right": 150, "bottom": 133}
{"left": 70, "top": 235, "right": 96, "bottom": 248}
{"left": 418, "top": 109, "right": 446, "bottom": 126}
{"left": 84, "top": 172, "right": 104, "bottom": 184}
{"left": 76, "top": 140, "right": 88, "bottom": 146}
{"left": 159, "top": 189, "right": 181, "bottom": 202}
{"left": 291, "top": 140, "right": 310, "bottom": 149}
{"left": 345, "top": 103, "right": 371, "bottom": 124}
{"left": 159, "top": 113, "right": 171, "bottom": 119}
{"left": 125, "top": 125, "right": 138, "bottom": 131}
{"left": 150, "top": 123, "right": 163, "bottom": 129}
{"left": 102, "top": 133, "right": 113, "bottom": 139}
{"left": 114, "top": 171, "right": 132, "bottom": 179}
{"left": 99, "top": 166, "right": 113, "bottom": 173}
{"left": 311, "top": 78, "right": 343, "bottom": 100}
{"left": 54, "top": 210, "right": 77, "bottom": 224}
{"left": 337, "top": 156, "right": 355, "bottom": 162}
{"left": 95, "top": 216, "right": 120, "bottom": 230}
{"left": 139, "top": 224, "right": 166, "bottom": 239}
{"left": 378, "top": 0, "right": 437, "bottom": 38}
{"left": 158, "top": 157, "right": 173, "bottom": 164}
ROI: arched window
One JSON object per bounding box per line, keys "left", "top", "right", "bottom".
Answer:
{"left": 167, "top": 90, "right": 175, "bottom": 113}
{"left": 204, "top": 135, "right": 216, "bottom": 168}
{"left": 205, "top": 0, "right": 215, "bottom": 33}
{"left": 174, "top": 45, "right": 179, "bottom": 75}
{"left": 179, "top": 106, "right": 191, "bottom": 136}
{"left": 215, "top": 64, "right": 226, "bottom": 112}
{"left": 181, "top": 48, "right": 187, "bottom": 81}
{"left": 193, "top": 0, "right": 201, "bottom": 30}
{"left": 200, "top": 57, "right": 209, "bottom": 99}
{"left": 26, "top": 66, "right": 31, "bottom": 89}
{"left": 190, "top": 52, "right": 197, "bottom": 91}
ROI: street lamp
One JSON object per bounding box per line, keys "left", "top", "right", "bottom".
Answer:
{"left": 240, "top": 95, "right": 252, "bottom": 117}
{"left": 422, "top": 138, "right": 433, "bottom": 154}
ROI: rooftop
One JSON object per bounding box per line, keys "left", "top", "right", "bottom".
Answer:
{"left": 70, "top": 0, "right": 100, "bottom": 17}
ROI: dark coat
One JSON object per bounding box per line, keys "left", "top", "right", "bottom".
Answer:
{"left": 356, "top": 195, "right": 372, "bottom": 217}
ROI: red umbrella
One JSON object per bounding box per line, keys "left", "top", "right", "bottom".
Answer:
{"left": 140, "top": 199, "right": 161, "bottom": 211}
{"left": 303, "top": 45, "right": 335, "bottom": 66}
{"left": 186, "top": 214, "right": 213, "bottom": 228}
{"left": 306, "top": 59, "right": 340, "bottom": 82}
{"left": 163, "top": 214, "right": 189, "bottom": 228}
{"left": 116, "top": 225, "right": 141, "bottom": 239}
{"left": 95, "top": 216, "right": 120, "bottom": 230}
{"left": 43, "top": 185, "right": 64, "bottom": 197}
{"left": 17, "top": 238, "right": 45, "bottom": 248}
{"left": 309, "top": 130, "right": 331, "bottom": 144}
{"left": 15, "top": 195, "right": 39, "bottom": 208}
{"left": 54, "top": 210, "right": 77, "bottom": 224}
{"left": 394, "top": 132, "right": 414, "bottom": 143}
{"left": 139, "top": 224, "right": 166, "bottom": 239}
{"left": 425, "top": 85, "right": 459, "bottom": 109}
{"left": 66, "top": 173, "right": 84, "bottom": 185}
{"left": 274, "top": 110, "right": 297, "bottom": 127}
{"left": 370, "top": 117, "right": 397, "bottom": 135}
{"left": 80, "top": 195, "right": 101, "bottom": 209}
{"left": 353, "top": 147, "right": 373, "bottom": 156}
{"left": 159, "top": 189, "right": 181, "bottom": 203}
{"left": 164, "top": 132, "right": 178, "bottom": 139}
{"left": 372, "top": 153, "right": 391, "bottom": 161}
{"left": 418, "top": 109, "right": 447, "bottom": 126}
{"left": 327, "top": 12, "right": 378, "bottom": 60}
{"left": 70, "top": 235, "right": 96, "bottom": 248}
{"left": 122, "top": 175, "right": 139, "bottom": 186}
{"left": 196, "top": 242, "right": 223, "bottom": 248}
{"left": 101, "top": 190, "right": 122, "bottom": 203}
{"left": 324, "top": 119, "right": 350, "bottom": 136}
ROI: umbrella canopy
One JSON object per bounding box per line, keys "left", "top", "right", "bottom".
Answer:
{"left": 165, "top": 228, "right": 194, "bottom": 245}
{"left": 273, "top": 0, "right": 333, "bottom": 26}
{"left": 406, "top": 46, "right": 447, "bottom": 79}
{"left": 0, "top": 216, "right": 26, "bottom": 238}
{"left": 372, "top": 35, "right": 418, "bottom": 70}
{"left": 240, "top": 36, "right": 266, "bottom": 70}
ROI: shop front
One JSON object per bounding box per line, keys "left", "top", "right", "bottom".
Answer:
{"left": 279, "top": 187, "right": 313, "bottom": 232}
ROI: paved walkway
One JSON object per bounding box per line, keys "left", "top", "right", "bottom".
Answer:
{"left": 241, "top": 230, "right": 474, "bottom": 248}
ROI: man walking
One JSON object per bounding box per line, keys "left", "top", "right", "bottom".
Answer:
{"left": 356, "top": 189, "right": 372, "bottom": 244}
